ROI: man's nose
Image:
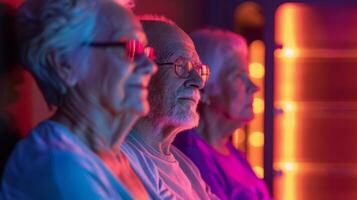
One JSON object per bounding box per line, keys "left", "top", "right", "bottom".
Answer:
{"left": 185, "top": 68, "right": 204, "bottom": 89}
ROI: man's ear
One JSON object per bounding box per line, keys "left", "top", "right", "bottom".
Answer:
{"left": 47, "top": 51, "right": 79, "bottom": 86}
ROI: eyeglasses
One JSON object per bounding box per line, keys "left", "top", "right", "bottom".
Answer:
{"left": 156, "top": 59, "right": 210, "bottom": 85}
{"left": 82, "top": 39, "right": 156, "bottom": 61}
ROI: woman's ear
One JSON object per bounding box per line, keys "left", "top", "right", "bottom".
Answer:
{"left": 47, "top": 50, "right": 79, "bottom": 86}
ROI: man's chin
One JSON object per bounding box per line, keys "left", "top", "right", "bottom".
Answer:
{"left": 175, "top": 112, "right": 199, "bottom": 129}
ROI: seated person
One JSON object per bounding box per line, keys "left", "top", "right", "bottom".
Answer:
{"left": 121, "top": 16, "right": 217, "bottom": 200}
{"left": 1, "top": 0, "right": 156, "bottom": 199}
{"left": 174, "top": 29, "right": 271, "bottom": 200}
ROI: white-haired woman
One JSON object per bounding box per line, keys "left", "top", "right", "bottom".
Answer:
{"left": 1, "top": 0, "right": 156, "bottom": 199}
{"left": 174, "top": 29, "right": 271, "bottom": 200}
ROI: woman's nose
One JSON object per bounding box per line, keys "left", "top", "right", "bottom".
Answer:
{"left": 248, "top": 79, "right": 259, "bottom": 93}
{"left": 134, "top": 54, "right": 158, "bottom": 75}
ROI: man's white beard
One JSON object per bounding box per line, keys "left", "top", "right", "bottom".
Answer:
{"left": 169, "top": 103, "right": 199, "bottom": 129}
{"left": 149, "top": 101, "right": 200, "bottom": 130}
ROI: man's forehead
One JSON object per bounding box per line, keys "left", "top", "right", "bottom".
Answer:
{"left": 170, "top": 48, "right": 200, "bottom": 63}
{"left": 160, "top": 38, "right": 200, "bottom": 63}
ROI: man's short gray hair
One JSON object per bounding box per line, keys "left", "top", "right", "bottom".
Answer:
{"left": 139, "top": 15, "right": 197, "bottom": 64}
{"left": 138, "top": 14, "right": 176, "bottom": 26}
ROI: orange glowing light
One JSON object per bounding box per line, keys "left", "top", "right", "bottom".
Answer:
{"left": 247, "top": 39, "right": 265, "bottom": 174}
{"left": 253, "top": 166, "right": 264, "bottom": 179}
{"left": 253, "top": 98, "right": 265, "bottom": 114}
{"left": 279, "top": 101, "right": 297, "bottom": 160}
{"left": 232, "top": 128, "right": 246, "bottom": 148}
{"left": 283, "top": 102, "right": 296, "bottom": 112}
{"left": 284, "top": 162, "right": 296, "bottom": 171}
{"left": 249, "top": 62, "right": 265, "bottom": 79}
{"left": 275, "top": 3, "right": 299, "bottom": 200}
{"left": 283, "top": 48, "right": 296, "bottom": 57}
{"left": 249, "top": 131, "right": 264, "bottom": 147}
{"left": 274, "top": 162, "right": 297, "bottom": 200}
{"left": 249, "top": 40, "right": 265, "bottom": 63}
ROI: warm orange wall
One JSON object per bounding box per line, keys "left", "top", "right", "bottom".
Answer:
{"left": 274, "top": 3, "right": 357, "bottom": 200}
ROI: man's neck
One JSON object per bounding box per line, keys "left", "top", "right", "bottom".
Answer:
{"left": 132, "top": 118, "right": 185, "bottom": 155}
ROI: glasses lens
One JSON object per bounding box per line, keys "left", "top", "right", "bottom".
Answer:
{"left": 144, "top": 47, "right": 156, "bottom": 61}
{"left": 175, "top": 62, "right": 192, "bottom": 78}
{"left": 126, "top": 40, "right": 155, "bottom": 61}
{"left": 200, "top": 64, "right": 210, "bottom": 83}
{"left": 175, "top": 64, "right": 185, "bottom": 77}
{"left": 126, "top": 40, "right": 144, "bottom": 60}
{"left": 186, "top": 62, "right": 193, "bottom": 73}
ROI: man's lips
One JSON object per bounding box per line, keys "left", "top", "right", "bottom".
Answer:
{"left": 178, "top": 96, "right": 199, "bottom": 104}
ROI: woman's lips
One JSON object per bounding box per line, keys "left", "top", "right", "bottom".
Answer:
{"left": 128, "top": 84, "right": 147, "bottom": 89}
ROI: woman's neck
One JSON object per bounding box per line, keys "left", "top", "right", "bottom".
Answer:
{"left": 197, "top": 107, "right": 242, "bottom": 155}
{"left": 51, "top": 89, "right": 139, "bottom": 154}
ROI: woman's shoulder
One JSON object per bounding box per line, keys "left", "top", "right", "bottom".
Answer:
{"left": 2, "top": 121, "right": 130, "bottom": 199}
{"left": 173, "top": 129, "right": 208, "bottom": 151}
{"left": 4, "top": 120, "right": 105, "bottom": 180}
{"left": 23, "top": 120, "right": 82, "bottom": 150}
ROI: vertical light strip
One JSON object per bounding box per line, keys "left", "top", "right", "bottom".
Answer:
{"left": 275, "top": 4, "right": 298, "bottom": 200}
{"left": 248, "top": 40, "right": 265, "bottom": 178}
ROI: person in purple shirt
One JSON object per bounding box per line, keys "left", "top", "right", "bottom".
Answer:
{"left": 174, "top": 29, "right": 272, "bottom": 200}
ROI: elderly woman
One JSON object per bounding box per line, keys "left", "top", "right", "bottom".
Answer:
{"left": 174, "top": 29, "right": 271, "bottom": 200}
{"left": 1, "top": 0, "right": 156, "bottom": 199}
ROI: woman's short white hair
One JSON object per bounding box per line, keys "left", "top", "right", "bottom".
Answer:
{"left": 190, "top": 28, "right": 248, "bottom": 93}
{"left": 16, "top": 0, "right": 135, "bottom": 108}
{"left": 16, "top": 0, "right": 102, "bottom": 107}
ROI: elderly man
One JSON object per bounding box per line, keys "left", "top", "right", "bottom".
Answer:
{"left": 1, "top": 0, "right": 157, "bottom": 199}
{"left": 121, "top": 16, "right": 217, "bottom": 199}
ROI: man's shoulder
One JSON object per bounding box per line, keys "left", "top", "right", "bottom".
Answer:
{"left": 170, "top": 146, "right": 204, "bottom": 176}
{"left": 170, "top": 145, "right": 219, "bottom": 200}
{"left": 121, "top": 134, "right": 149, "bottom": 160}
{"left": 121, "top": 134, "right": 159, "bottom": 177}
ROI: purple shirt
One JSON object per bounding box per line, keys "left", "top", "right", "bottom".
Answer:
{"left": 174, "top": 130, "right": 272, "bottom": 200}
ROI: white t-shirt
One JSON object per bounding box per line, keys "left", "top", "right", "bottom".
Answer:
{"left": 1, "top": 120, "right": 133, "bottom": 200}
{"left": 121, "top": 132, "right": 219, "bottom": 200}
